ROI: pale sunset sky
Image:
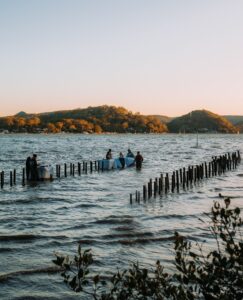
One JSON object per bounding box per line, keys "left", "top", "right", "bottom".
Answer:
{"left": 0, "top": 0, "right": 243, "bottom": 117}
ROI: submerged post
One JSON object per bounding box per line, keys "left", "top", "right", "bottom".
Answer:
{"left": 22, "top": 168, "right": 25, "bottom": 186}
{"left": 13, "top": 169, "right": 16, "bottom": 185}
{"left": 176, "top": 170, "right": 179, "bottom": 192}
{"left": 171, "top": 172, "right": 175, "bottom": 193}
{"left": 64, "top": 163, "right": 67, "bottom": 177}
{"left": 143, "top": 184, "right": 147, "bottom": 200}
{"left": 10, "top": 171, "right": 13, "bottom": 187}
{"left": 1, "top": 171, "right": 4, "bottom": 188}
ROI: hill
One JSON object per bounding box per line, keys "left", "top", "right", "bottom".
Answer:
{"left": 223, "top": 115, "right": 243, "bottom": 125}
{"left": 235, "top": 122, "right": 243, "bottom": 133}
{"left": 148, "top": 115, "right": 174, "bottom": 124}
{"left": 167, "top": 110, "right": 237, "bottom": 133}
{"left": 0, "top": 105, "right": 168, "bottom": 134}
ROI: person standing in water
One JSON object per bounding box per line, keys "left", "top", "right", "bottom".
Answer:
{"left": 126, "top": 149, "right": 135, "bottom": 158}
{"left": 119, "top": 152, "right": 125, "bottom": 169}
{"left": 30, "top": 154, "right": 39, "bottom": 181}
{"left": 106, "top": 149, "right": 112, "bottom": 159}
{"left": 135, "top": 151, "right": 143, "bottom": 169}
{"left": 26, "top": 156, "right": 31, "bottom": 180}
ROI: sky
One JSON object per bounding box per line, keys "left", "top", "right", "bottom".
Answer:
{"left": 0, "top": 0, "right": 243, "bottom": 117}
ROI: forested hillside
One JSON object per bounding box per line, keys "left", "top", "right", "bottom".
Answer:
{"left": 0, "top": 106, "right": 168, "bottom": 133}
{"left": 167, "top": 110, "right": 237, "bottom": 133}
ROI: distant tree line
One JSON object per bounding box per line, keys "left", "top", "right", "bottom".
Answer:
{"left": 0, "top": 106, "right": 241, "bottom": 134}
{"left": 0, "top": 106, "right": 168, "bottom": 133}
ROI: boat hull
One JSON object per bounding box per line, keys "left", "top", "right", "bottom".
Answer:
{"left": 98, "top": 157, "right": 134, "bottom": 170}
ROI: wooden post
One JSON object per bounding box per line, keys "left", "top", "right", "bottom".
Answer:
{"left": 226, "top": 153, "right": 230, "bottom": 170}
{"left": 90, "top": 161, "right": 93, "bottom": 173}
{"left": 130, "top": 193, "right": 133, "bottom": 204}
{"left": 22, "top": 168, "right": 25, "bottom": 186}
{"left": 159, "top": 177, "right": 162, "bottom": 194}
{"left": 186, "top": 170, "right": 190, "bottom": 188}
{"left": 64, "top": 163, "right": 67, "bottom": 177}
{"left": 143, "top": 185, "right": 147, "bottom": 200}
{"left": 187, "top": 166, "right": 191, "bottom": 184}
{"left": 190, "top": 166, "right": 193, "bottom": 184}
{"left": 176, "top": 170, "right": 179, "bottom": 192}
{"left": 211, "top": 160, "right": 214, "bottom": 176}
{"left": 197, "top": 165, "right": 200, "bottom": 181}
{"left": 193, "top": 167, "right": 196, "bottom": 183}
{"left": 218, "top": 158, "right": 222, "bottom": 175}
{"left": 154, "top": 179, "right": 157, "bottom": 197}
{"left": 78, "top": 163, "right": 81, "bottom": 175}
{"left": 208, "top": 162, "right": 211, "bottom": 177}
{"left": 215, "top": 158, "right": 217, "bottom": 175}
{"left": 1, "top": 171, "right": 4, "bottom": 188}
{"left": 149, "top": 179, "right": 153, "bottom": 198}
{"left": 171, "top": 172, "right": 175, "bottom": 193}
{"left": 233, "top": 153, "right": 235, "bottom": 168}
{"left": 95, "top": 161, "right": 97, "bottom": 171}
{"left": 237, "top": 150, "right": 241, "bottom": 163}
{"left": 205, "top": 162, "right": 208, "bottom": 178}
{"left": 56, "top": 165, "right": 59, "bottom": 178}
{"left": 13, "top": 169, "right": 16, "bottom": 185}
{"left": 72, "top": 164, "right": 75, "bottom": 176}
{"left": 70, "top": 163, "right": 72, "bottom": 176}
{"left": 229, "top": 153, "right": 232, "bottom": 170}
{"left": 183, "top": 168, "right": 186, "bottom": 189}
{"left": 10, "top": 171, "right": 13, "bottom": 187}
{"left": 160, "top": 173, "right": 163, "bottom": 194}
{"left": 165, "top": 173, "right": 169, "bottom": 193}
{"left": 179, "top": 169, "right": 182, "bottom": 184}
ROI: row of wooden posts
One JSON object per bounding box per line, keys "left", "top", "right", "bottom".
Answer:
{"left": 130, "top": 150, "right": 241, "bottom": 204}
{"left": 0, "top": 151, "right": 241, "bottom": 190}
{"left": 0, "top": 160, "right": 106, "bottom": 189}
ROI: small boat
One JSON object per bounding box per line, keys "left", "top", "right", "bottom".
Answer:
{"left": 37, "top": 164, "right": 54, "bottom": 180}
{"left": 98, "top": 157, "right": 135, "bottom": 170}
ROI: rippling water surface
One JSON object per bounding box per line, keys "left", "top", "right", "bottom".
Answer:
{"left": 0, "top": 134, "right": 243, "bottom": 299}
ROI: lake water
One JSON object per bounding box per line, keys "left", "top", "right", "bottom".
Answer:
{"left": 0, "top": 134, "right": 243, "bottom": 299}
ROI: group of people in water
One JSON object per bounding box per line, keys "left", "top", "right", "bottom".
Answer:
{"left": 105, "top": 148, "right": 144, "bottom": 169}
{"left": 25, "top": 149, "right": 143, "bottom": 182}
{"left": 26, "top": 154, "right": 39, "bottom": 181}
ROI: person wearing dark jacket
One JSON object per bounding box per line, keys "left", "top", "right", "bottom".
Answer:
{"left": 119, "top": 152, "right": 125, "bottom": 169}
{"left": 106, "top": 149, "right": 112, "bottom": 160}
{"left": 135, "top": 151, "right": 143, "bottom": 169}
{"left": 30, "top": 154, "right": 39, "bottom": 181}
{"left": 126, "top": 149, "right": 135, "bottom": 158}
{"left": 26, "top": 156, "right": 31, "bottom": 180}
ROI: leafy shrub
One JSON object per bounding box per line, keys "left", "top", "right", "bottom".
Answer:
{"left": 53, "top": 199, "right": 242, "bottom": 299}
